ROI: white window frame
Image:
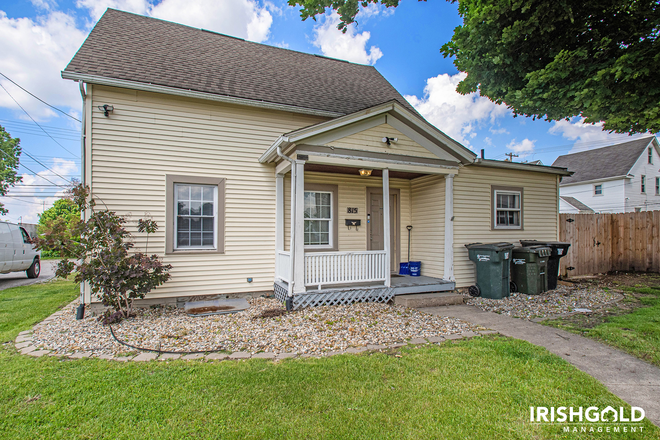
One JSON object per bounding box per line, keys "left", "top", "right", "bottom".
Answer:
{"left": 303, "top": 190, "right": 333, "bottom": 249}
{"left": 594, "top": 184, "right": 603, "bottom": 196}
{"left": 656, "top": 177, "right": 660, "bottom": 196}
{"left": 493, "top": 189, "right": 522, "bottom": 230}
{"left": 649, "top": 147, "right": 653, "bottom": 164}
{"left": 174, "top": 183, "right": 218, "bottom": 250}
{"left": 641, "top": 175, "right": 646, "bottom": 194}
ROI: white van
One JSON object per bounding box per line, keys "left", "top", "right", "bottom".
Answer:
{"left": 0, "top": 222, "right": 41, "bottom": 278}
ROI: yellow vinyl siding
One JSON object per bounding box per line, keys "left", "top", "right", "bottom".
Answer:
{"left": 410, "top": 175, "right": 446, "bottom": 278}
{"left": 453, "top": 166, "right": 559, "bottom": 287}
{"left": 327, "top": 123, "right": 439, "bottom": 159}
{"left": 88, "top": 85, "right": 325, "bottom": 299}
{"left": 283, "top": 172, "right": 412, "bottom": 259}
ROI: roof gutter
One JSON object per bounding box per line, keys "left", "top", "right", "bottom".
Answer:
{"left": 559, "top": 174, "right": 632, "bottom": 187}
{"left": 61, "top": 71, "right": 344, "bottom": 119}
{"left": 472, "top": 158, "right": 573, "bottom": 176}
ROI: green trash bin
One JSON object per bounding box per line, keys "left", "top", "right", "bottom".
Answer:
{"left": 510, "top": 246, "right": 551, "bottom": 295}
{"left": 465, "top": 242, "right": 514, "bottom": 299}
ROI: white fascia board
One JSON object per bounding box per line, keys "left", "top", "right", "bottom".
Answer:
{"left": 560, "top": 175, "right": 630, "bottom": 187}
{"left": 61, "top": 71, "right": 344, "bottom": 119}
{"left": 302, "top": 151, "right": 459, "bottom": 175}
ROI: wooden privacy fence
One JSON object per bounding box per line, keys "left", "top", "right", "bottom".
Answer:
{"left": 559, "top": 211, "right": 660, "bottom": 277}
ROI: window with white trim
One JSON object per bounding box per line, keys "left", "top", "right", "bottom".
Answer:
{"left": 304, "top": 191, "right": 332, "bottom": 246}
{"left": 494, "top": 190, "right": 522, "bottom": 229}
{"left": 649, "top": 147, "right": 653, "bottom": 164}
{"left": 175, "top": 184, "right": 217, "bottom": 249}
{"left": 641, "top": 175, "right": 646, "bottom": 193}
{"left": 594, "top": 184, "right": 603, "bottom": 196}
{"left": 656, "top": 177, "right": 659, "bottom": 195}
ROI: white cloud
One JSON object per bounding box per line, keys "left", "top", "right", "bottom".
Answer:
{"left": 149, "top": 0, "right": 273, "bottom": 42}
{"left": 405, "top": 72, "right": 509, "bottom": 147}
{"left": 506, "top": 138, "right": 536, "bottom": 158}
{"left": 75, "top": 0, "right": 273, "bottom": 42}
{"left": 489, "top": 127, "right": 509, "bottom": 135}
{"left": 0, "top": 11, "right": 87, "bottom": 119}
{"left": 312, "top": 12, "right": 383, "bottom": 65}
{"left": 0, "top": 158, "right": 78, "bottom": 224}
{"left": 548, "top": 117, "right": 645, "bottom": 153}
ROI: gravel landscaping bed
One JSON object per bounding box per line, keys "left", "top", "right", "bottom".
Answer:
{"left": 30, "top": 298, "right": 480, "bottom": 356}
{"left": 462, "top": 284, "right": 623, "bottom": 320}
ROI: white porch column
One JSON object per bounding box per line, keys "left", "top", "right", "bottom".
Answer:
{"left": 275, "top": 173, "right": 284, "bottom": 277}
{"left": 443, "top": 174, "right": 455, "bottom": 281}
{"left": 382, "top": 168, "right": 391, "bottom": 287}
{"left": 293, "top": 160, "right": 306, "bottom": 294}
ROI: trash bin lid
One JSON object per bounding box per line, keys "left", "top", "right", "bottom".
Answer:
{"left": 519, "top": 240, "right": 570, "bottom": 256}
{"left": 514, "top": 245, "right": 552, "bottom": 257}
{"left": 465, "top": 242, "right": 515, "bottom": 251}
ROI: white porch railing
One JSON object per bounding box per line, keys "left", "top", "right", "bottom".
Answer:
{"left": 276, "top": 251, "right": 291, "bottom": 282}
{"left": 304, "top": 250, "right": 387, "bottom": 288}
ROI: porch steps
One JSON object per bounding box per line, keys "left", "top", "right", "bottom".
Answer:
{"left": 394, "top": 292, "right": 464, "bottom": 308}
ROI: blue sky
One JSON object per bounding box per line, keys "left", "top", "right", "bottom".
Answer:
{"left": 0, "top": 0, "right": 650, "bottom": 223}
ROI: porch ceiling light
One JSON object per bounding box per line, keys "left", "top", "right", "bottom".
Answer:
{"left": 359, "top": 169, "right": 372, "bottom": 177}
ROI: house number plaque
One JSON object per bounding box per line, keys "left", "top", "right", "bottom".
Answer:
{"left": 347, "top": 207, "right": 358, "bottom": 214}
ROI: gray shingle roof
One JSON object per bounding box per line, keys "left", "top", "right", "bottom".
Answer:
{"left": 64, "top": 9, "right": 418, "bottom": 116}
{"left": 560, "top": 196, "right": 594, "bottom": 212}
{"left": 552, "top": 137, "right": 656, "bottom": 185}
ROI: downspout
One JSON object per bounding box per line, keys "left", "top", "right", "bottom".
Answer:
{"left": 275, "top": 141, "right": 296, "bottom": 306}
{"left": 77, "top": 81, "right": 87, "bottom": 313}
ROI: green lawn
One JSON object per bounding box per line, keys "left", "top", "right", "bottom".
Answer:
{"left": 1, "top": 281, "right": 658, "bottom": 439}
{"left": 0, "top": 279, "right": 78, "bottom": 343}
{"left": 545, "top": 279, "right": 660, "bottom": 368}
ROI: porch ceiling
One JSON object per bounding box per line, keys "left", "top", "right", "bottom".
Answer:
{"left": 304, "top": 163, "right": 425, "bottom": 180}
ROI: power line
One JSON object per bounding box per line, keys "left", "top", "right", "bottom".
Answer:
{"left": 0, "top": 83, "right": 79, "bottom": 158}
{"left": 0, "top": 148, "right": 67, "bottom": 188}
{"left": 0, "top": 72, "right": 81, "bottom": 122}
{"left": 19, "top": 150, "right": 73, "bottom": 183}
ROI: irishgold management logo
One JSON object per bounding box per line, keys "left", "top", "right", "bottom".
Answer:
{"left": 530, "top": 406, "right": 646, "bottom": 434}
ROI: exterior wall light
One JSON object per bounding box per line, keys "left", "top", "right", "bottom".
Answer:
{"left": 359, "top": 169, "right": 372, "bottom": 177}
{"left": 98, "top": 104, "right": 114, "bottom": 116}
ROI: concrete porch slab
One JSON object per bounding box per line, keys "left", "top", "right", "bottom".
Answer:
{"left": 395, "top": 292, "right": 464, "bottom": 308}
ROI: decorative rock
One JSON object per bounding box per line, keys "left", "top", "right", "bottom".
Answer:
{"left": 206, "top": 353, "right": 228, "bottom": 361}
{"left": 18, "top": 331, "right": 32, "bottom": 337}
{"left": 252, "top": 352, "right": 276, "bottom": 359}
{"left": 461, "top": 331, "right": 478, "bottom": 338}
{"left": 427, "top": 336, "right": 445, "bottom": 343}
{"left": 463, "top": 284, "right": 621, "bottom": 320}
{"left": 408, "top": 338, "right": 427, "bottom": 345}
{"left": 15, "top": 341, "right": 32, "bottom": 349}
{"left": 113, "top": 356, "right": 134, "bottom": 362}
{"left": 275, "top": 352, "right": 297, "bottom": 359}
{"left": 228, "top": 351, "right": 251, "bottom": 360}
{"left": 97, "top": 354, "right": 114, "bottom": 360}
{"left": 133, "top": 352, "right": 158, "bottom": 362}
{"left": 387, "top": 342, "right": 407, "bottom": 349}
{"left": 444, "top": 334, "right": 464, "bottom": 340}
{"left": 366, "top": 344, "right": 387, "bottom": 350}
{"left": 15, "top": 335, "right": 32, "bottom": 343}
{"left": 28, "top": 350, "right": 50, "bottom": 357}
{"left": 159, "top": 353, "right": 182, "bottom": 361}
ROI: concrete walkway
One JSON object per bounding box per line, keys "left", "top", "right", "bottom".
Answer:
{"left": 419, "top": 304, "right": 660, "bottom": 427}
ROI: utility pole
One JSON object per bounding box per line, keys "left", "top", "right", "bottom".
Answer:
{"left": 505, "top": 153, "right": 519, "bottom": 162}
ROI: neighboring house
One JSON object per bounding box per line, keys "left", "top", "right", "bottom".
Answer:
{"left": 63, "top": 9, "right": 570, "bottom": 308}
{"left": 559, "top": 196, "right": 595, "bottom": 214}
{"left": 553, "top": 137, "right": 660, "bottom": 213}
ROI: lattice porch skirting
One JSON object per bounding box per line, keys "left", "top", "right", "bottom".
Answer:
{"left": 273, "top": 281, "right": 394, "bottom": 310}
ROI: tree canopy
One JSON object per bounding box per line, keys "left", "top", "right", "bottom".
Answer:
{"left": 38, "top": 198, "right": 81, "bottom": 258}
{"left": 0, "top": 125, "right": 22, "bottom": 215}
{"left": 289, "top": 0, "right": 660, "bottom": 134}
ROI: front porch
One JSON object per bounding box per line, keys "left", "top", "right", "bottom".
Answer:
{"left": 261, "top": 101, "right": 473, "bottom": 310}
{"left": 273, "top": 273, "right": 455, "bottom": 310}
